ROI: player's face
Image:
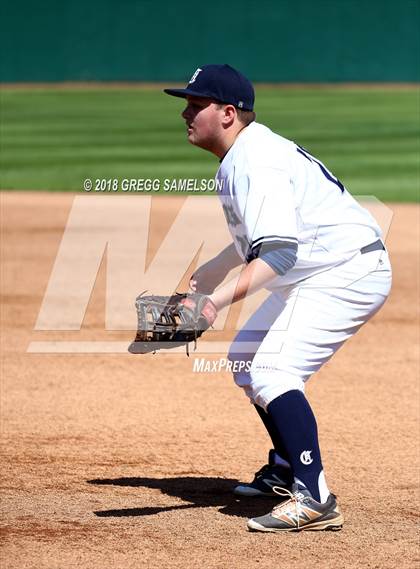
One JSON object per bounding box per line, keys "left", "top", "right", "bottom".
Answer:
{"left": 181, "top": 96, "right": 224, "bottom": 153}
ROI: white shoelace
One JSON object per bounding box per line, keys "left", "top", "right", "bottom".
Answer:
{"left": 271, "top": 486, "right": 306, "bottom": 529}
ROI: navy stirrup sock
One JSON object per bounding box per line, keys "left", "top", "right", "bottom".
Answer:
{"left": 254, "top": 404, "right": 291, "bottom": 469}
{"left": 267, "top": 390, "right": 325, "bottom": 502}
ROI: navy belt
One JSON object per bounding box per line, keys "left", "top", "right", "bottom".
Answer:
{"left": 360, "top": 239, "right": 385, "bottom": 255}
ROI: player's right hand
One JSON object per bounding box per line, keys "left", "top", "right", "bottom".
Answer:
{"left": 189, "top": 259, "right": 228, "bottom": 295}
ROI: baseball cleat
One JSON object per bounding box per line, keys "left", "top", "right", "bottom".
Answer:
{"left": 234, "top": 452, "right": 293, "bottom": 497}
{"left": 247, "top": 484, "right": 344, "bottom": 532}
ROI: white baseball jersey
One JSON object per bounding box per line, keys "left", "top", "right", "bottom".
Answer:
{"left": 216, "top": 122, "right": 382, "bottom": 286}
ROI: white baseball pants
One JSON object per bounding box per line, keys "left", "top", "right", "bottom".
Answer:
{"left": 228, "top": 249, "right": 392, "bottom": 410}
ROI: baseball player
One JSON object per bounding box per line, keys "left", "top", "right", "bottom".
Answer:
{"left": 164, "top": 65, "right": 392, "bottom": 532}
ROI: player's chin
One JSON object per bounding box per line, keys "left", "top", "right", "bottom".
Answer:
{"left": 187, "top": 132, "right": 199, "bottom": 146}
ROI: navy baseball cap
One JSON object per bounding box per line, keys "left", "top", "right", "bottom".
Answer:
{"left": 164, "top": 64, "right": 255, "bottom": 111}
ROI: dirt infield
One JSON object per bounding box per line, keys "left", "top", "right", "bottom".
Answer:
{"left": 1, "top": 192, "right": 419, "bottom": 569}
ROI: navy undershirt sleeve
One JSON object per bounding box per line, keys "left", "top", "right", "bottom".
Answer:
{"left": 246, "top": 241, "right": 298, "bottom": 275}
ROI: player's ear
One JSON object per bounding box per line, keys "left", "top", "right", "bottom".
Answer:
{"left": 221, "top": 104, "right": 236, "bottom": 127}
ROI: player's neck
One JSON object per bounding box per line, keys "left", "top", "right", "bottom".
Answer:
{"left": 213, "top": 123, "right": 249, "bottom": 159}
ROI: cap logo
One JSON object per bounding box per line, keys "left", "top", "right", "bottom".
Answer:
{"left": 238, "top": 101, "right": 244, "bottom": 108}
{"left": 189, "top": 68, "right": 202, "bottom": 84}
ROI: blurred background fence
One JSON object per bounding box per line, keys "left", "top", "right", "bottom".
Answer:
{"left": 1, "top": 0, "right": 419, "bottom": 83}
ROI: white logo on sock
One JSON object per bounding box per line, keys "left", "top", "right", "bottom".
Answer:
{"left": 300, "top": 450, "right": 313, "bottom": 465}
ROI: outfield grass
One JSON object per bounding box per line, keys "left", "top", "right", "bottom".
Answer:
{"left": 0, "top": 87, "right": 419, "bottom": 201}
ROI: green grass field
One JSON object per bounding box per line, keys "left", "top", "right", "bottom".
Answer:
{"left": 0, "top": 87, "right": 419, "bottom": 201}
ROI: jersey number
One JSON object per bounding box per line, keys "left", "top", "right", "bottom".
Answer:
{"left": 222, "top": 204, "right": 249, "bottom": 257}
{"left": 296, "top": 145, "right": 345, "bottom": 193}
{"left": 222, "top": 203, "right": 241, "bottom": 227}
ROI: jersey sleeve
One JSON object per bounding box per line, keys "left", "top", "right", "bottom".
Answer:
{"left": 237, "top": 166, "right": 298, "bottom": 260}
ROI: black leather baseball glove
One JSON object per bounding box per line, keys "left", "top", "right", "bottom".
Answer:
{"left": 128, "top": 292, "right": 217, "bottom": 355}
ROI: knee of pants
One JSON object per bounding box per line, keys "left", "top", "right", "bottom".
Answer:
{"left": 227, "top": 348, "right": 252, "bottom": 386}
{"left": 227, "top": 348, "right": 255, "bottom": 401}
{"left": 249, "top": 365, "right": 305, "bottom": 411}
{"left": 228, "top": 349, "right": 305, "bottom": 410}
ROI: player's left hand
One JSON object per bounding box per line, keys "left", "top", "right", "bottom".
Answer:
{"left": 128, "top": 292, "right": 217, "bottom": 354}
{"left": 179, "top": 292, "right": 218, "bottom": 328}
